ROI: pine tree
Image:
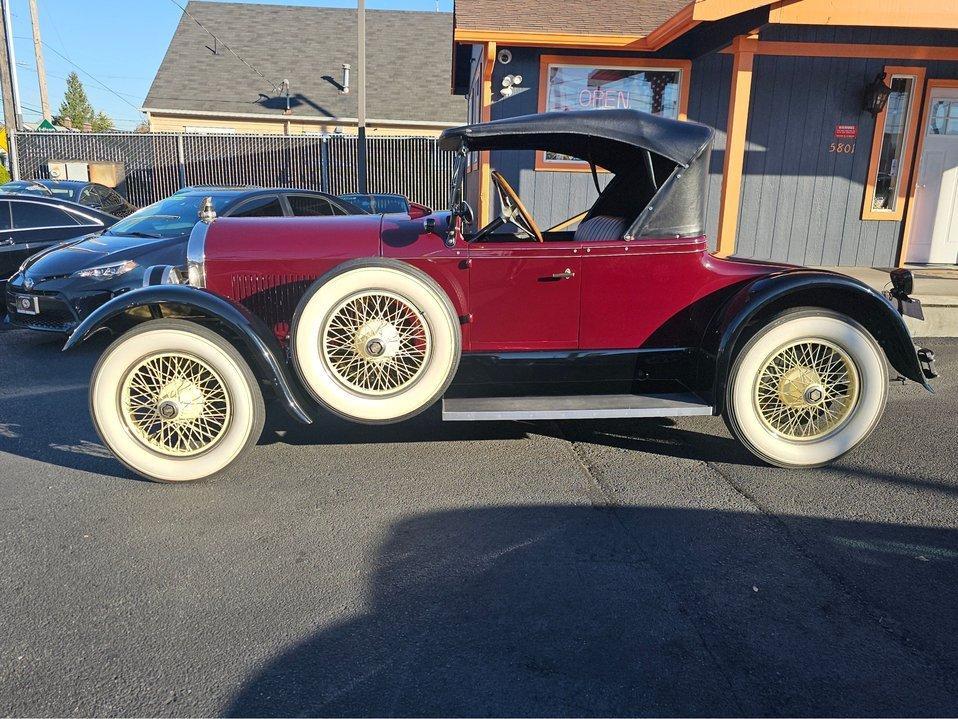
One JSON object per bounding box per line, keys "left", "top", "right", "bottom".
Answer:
{"left": 55, "top": 72, "right": 115, "bottom": 131}
{"left": 91, "top": 111, "right": 114, "bottom": 132}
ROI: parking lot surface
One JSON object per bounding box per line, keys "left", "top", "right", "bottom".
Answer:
{"left": 1, "top": 327, "right": 956, "bottom": 717}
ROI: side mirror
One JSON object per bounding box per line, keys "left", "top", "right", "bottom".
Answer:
{"left": 408, "top": 202, "right": 431, "bottom": 219}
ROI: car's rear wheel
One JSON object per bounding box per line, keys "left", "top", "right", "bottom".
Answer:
{"left": 724, "top": 308, "right": 888, "bottom": 468}
{"left": 292, "top": 259, "right": 461, "bottom": 423}
{"left": 90, "top": 319, "right": 265, "bottom": 482}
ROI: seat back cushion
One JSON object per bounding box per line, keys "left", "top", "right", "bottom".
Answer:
{"left": 574, "top": 215, "right": 629, "bottom": 242}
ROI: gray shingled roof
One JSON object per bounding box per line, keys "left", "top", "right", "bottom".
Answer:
{"left": 144, "top": 1, "right": 464, "bottom": 124}
{"left": 454, "top": 0, "right": 688, "bottom": 36}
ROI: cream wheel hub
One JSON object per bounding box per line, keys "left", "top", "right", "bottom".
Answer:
{"left": 155, "top": 378, "right": 207, "bottom": 421}
{"left": 354, "top": 319, "right": 402, "bottom": 362}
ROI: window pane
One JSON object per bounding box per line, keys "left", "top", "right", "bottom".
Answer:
{"left": 929, "top": 99, "right": 958, "bottom": 136}
{"left": 231, "top": 196, "right": 283, "bottom": 217}
{"left": 288, "top": 195, "right": 335, "bottom": 216}
{"left": 12, "top": 202, "right": 79, "bottom": 228}
{"left": 544, "top": 65, "right": 681, "bottom": 163}
{"left": 871, "top": 76, "right": 914, "bottom": 212}
{"left": 0, "top": 201, "right": 10, "bottom": 231}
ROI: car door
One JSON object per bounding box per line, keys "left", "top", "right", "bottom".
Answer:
{"left": 0, "top": 201, "right": 22, "bottom": 280}
{"left": 467, "top": 239, "right": 581, "bottom": 351}
{"left": 2, "top": 200, "right": 103, "bottom": 278}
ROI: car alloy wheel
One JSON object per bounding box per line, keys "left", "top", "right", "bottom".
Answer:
{"left": 90, "top": 319, "right": 265, "bottom": 482}
{"left": 725, "top": 309, "right": 887, "bottom": 468}
{"left": 292, "top": 259, "right": 461, "bottom": 423}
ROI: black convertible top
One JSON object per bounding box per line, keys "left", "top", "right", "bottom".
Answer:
{"left": 439, "top": 109, "right": 713, "bottom": 170}
{"left": 441, "top": 110, "right": 715, "bottom": 239}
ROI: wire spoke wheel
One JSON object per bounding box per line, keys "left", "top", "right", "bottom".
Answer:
{"left": 321, "top": 290, "right": 431, "bottom": 396}
{"left": 753, "top": 339, "right": 860, "bottom": 441}
{"left": 120, "top": 352, "right": 232, "bottom": 457}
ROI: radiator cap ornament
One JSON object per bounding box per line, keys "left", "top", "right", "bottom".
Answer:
{"left": 198, "top": 197, "right": 217, "bottom": 224}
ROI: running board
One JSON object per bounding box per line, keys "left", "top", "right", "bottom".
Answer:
{"left": 441, "top": 392, "right": 713, "bottom": 421}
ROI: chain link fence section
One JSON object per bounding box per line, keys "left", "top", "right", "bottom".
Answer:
{"left": 12, "top": 131, "right": 455, "bottom": 210}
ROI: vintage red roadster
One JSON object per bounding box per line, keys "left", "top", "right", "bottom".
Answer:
{"left": 62, "top": 109, "right": 936, "bottom": 482}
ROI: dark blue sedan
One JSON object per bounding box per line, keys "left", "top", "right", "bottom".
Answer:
{"left": 5, "top": 186, "right": 365, "bottom": 332}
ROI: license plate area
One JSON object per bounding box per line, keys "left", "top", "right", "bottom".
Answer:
{"left": 900, "top": 297, "right": 924, "bottom": 321}
{"left": 14, "top": 294, "right": 39, "bottom": 315}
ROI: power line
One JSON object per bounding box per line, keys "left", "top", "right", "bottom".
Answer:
{"left": 16, "top": 60, "right": 141, "bottom": 98}
{"left": 14, "top": 34, "right": 145, "bottom": 116}
{"left": 165, "top": 0, "right": 279, "bottom": 93}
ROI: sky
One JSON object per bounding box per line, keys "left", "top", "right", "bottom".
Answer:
{"left": 4, "top": 0, "right": 453, "bottom": 130}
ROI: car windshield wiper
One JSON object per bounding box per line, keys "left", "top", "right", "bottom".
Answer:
{"left": 111, "top": 230, "right": 164, "bottom": 239}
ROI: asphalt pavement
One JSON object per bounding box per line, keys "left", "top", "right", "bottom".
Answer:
{"left": 0, "top": 326, "right": 956, "bottom": 717}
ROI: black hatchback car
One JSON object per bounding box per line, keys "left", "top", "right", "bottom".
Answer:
{"left": 1, "top": 194, "right": 119, "bottom": 296}
{"left": 0, "top": 179, "right": 138, "bottom": 218}
{"left": 5, "top": 186, "right": 365, "bottom": 332}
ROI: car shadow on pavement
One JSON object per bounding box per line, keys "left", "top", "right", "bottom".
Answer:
{"left": 223, "top": 505, "right": 958, "bottom": 717}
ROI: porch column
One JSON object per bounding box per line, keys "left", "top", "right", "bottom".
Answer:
{"left": 716, "top": 35, "right": 756, "bottom": 257}
{"left": 478, "top": 41, "right": 496, "bottom": 226}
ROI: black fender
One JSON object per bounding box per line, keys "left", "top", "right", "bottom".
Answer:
{"left": 62, "top": 284, "right": 313, "bottom": 424}
{"left": 703, "top": 269, "right": 929, "bottom": 413}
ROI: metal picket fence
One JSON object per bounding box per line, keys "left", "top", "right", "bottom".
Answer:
{"left": 10, "top": 131, "right": 455, "bottom": 210}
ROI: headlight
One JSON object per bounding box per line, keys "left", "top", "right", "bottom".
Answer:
{"left": 72, "top": 260, "right": 138, "bottom": 280}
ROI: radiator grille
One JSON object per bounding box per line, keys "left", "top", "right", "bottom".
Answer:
{"left": 230, "top": 274, "right": 315, "bottom": 339}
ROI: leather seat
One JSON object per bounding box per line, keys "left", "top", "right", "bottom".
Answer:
{"left": 574, "top": 215, "right": 629, "bottom": 242}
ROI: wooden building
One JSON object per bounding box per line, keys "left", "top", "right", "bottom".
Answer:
{"left": 451, "top": 0, "right": 958, "bottom": 267}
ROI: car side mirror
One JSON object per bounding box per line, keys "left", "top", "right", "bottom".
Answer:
{"left": 408, "top": 203, "right": 431, "bottom": 219}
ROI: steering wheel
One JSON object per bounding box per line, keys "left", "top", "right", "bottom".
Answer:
{"left": 490, "top": 170, "right": 544, "bottom": 243}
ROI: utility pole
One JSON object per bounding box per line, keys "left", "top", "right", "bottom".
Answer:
{"left": 0, "top": 0, "right": 23, "bottom": 131}
{"left": 28, "top": 0, "right": 51, "bottom": 121}
{"left": 356, "top": 0, "right": 367, "bottom": 194}
{"left": 0, "top": 0, "right": 22, "bottom": 178}
{"left": 0, "top": 1, "right": 15, "bottom": 131}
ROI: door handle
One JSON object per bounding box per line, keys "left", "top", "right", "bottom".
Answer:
{"left": 550, "top": 268, "right": 575, "bottom": 279}
{"left": 0, "top": 238, "right": 13, "bottom": 246}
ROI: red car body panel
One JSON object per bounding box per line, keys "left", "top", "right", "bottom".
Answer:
{"left": 203, "top": 212, "right": 787, "bottom": 354}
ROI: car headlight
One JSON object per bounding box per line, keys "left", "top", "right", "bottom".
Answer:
{"left": 72, "top": 260, "right": 138, "bottom": 280}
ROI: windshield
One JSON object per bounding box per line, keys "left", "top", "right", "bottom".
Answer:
{"left": 340, "top": 194, "right": 408, "bottom": 214}
{"left": 45, "top": 185, "right": 80, "bottom": 200}
{"left": 106, "top": 194, "right": 231, "bottom": 238}
{"left": 1, "top": 181, "right": 53, "bottom": 197}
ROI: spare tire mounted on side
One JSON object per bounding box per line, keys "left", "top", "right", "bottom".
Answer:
{"left": 291, "top": 258, "right": 462, "bottom": 424}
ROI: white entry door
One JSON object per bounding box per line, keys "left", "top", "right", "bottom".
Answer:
{"left": 907, "top": 87, "right": 958, "bottom": 264}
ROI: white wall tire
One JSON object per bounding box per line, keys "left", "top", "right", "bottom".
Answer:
{"left": 725, "top": 309, "right": 888, "bottom": 468}
{"left": 90, "top": 319, "right": 265, "bottom": 483}
{"left": 292, "top": 259, "right": 461, "bottom": 423}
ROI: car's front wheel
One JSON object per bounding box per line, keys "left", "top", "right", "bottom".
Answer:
{"left": 724, "top": 308, "right": 888, "bottom": 468}
{"left": 90, "top": 319, "right": 265, "bottom": 482}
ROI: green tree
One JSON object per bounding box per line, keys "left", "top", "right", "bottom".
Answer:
{"left": 91, "top": 111, "right": 114, "bottom": 132}
{"left": 55, "top": 72, "right": 115, "bottom": 131}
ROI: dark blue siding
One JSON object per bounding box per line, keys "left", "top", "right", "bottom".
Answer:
{"left": 736, "top": 26, "right": 958, "bottom": 266}
{"left": 462, "top": 26, "right": 958, "bottom": 266}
